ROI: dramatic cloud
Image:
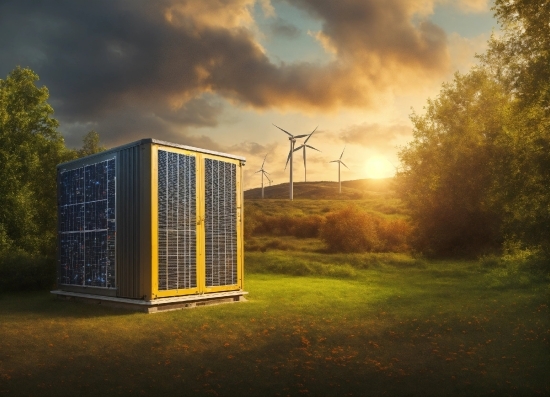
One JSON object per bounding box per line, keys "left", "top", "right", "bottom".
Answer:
{"left": 0, "top": 0, "right": 456, "bottom": 150}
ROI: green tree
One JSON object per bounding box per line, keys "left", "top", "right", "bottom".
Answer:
{"left": 397, "top": 70, "right": 511, "bottom": 256}
{"left": 482, "top": 0, "right": 550, "bottom": 253}
{"left": 77, "top": 130, "right": 106, "bottom": 157}
{"left": 397, "top": 0, "right": 549, "bottom": 257}
{"left": 0, "top": 67, "right": 71, "bottom": 258}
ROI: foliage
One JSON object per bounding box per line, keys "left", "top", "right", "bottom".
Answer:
{"left": 0, "top": 67, "right": 109, "bottom": 291}
{"left": 246, "top": 200, "right": 411, "bottom": 253}
{"left": 397, "top": 70, "right": 509, "bottom": 256}
{"left": 0, "top": 67, "right": 71, "bottom": 258}
{"left": 0, "top": 249, "right": 56, "bottom": 292}
{"left": 76, "top": 130, "right": 106, "bottom": 157}
{"left": 397, "top": 1, "right": 550, "bottom": 258}
{"left": 321, "top": 206, "right": 380, "bottom": 252}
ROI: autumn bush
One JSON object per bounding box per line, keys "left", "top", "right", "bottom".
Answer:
{"left": 251, "top": 213, "right": 324, "bottom": 238}
{"left": 320, "top": 206, "right": 380, "bottom": 253}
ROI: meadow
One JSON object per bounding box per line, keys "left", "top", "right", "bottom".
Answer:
{"left": 1, "top": 192, "right": 549, "bottom": 396}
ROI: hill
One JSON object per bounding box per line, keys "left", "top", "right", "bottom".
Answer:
{"left": 244, "top": 178, "right": 395, "bottom": 200}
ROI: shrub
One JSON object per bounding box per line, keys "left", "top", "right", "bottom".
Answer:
{"left": 0, "top": 250, "right": 56, "bottom": 292}
{"left": 377, "top": 218, "right": 411, "bottom": 252}
{"left": 321, "top": 206, "right": 380, "bottom": 253}
{"left": 291, "top": 215, "right": 324, "bottom": 238}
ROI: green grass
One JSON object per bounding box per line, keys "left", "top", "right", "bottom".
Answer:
{"left": 1, "top": 258, "right": 548, "bottom": 396}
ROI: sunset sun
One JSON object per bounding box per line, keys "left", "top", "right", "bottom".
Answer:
{"left": 364, "top": 155, "right": 395, "bottom": 179}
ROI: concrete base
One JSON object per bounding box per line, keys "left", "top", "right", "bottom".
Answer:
{"left": 51, "top": 290, "right": 248, "bottom": 313}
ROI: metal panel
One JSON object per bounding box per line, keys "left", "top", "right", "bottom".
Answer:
{"left": 58, "top": 158, "right": 116, "bottom": 288}
{"left": 157, "top": 150, "right": 197, "bottom": 291}
{"left": 204, "top": 158, "right": 238, "bottom": 287}
{"left": 116, "top": 146, "right": 142, "bottom": 298}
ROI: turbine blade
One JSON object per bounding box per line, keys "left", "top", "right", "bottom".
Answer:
{"left": 341, "top": 161, "right": 349, "bottom": 169}
{"left": 273, "top": 123, "right": 292, "bottom": 137}
{"left": 294, "top": 133, "right": 309, "bottom": 139}
{"left": 294, "top": 144, "right": 304, "bottom": 151}
{"left": 284, "top": 149, "right": 292, "bottom": 170}
{"left": 329, "top": 160, "right": 338, "bottom": 163}
{"left": 340, "top": 146, "right": 346, "bottom": 160}
{"left": 304, "top": 126, "right": 318, "bottom": 144}
{"left": 305, "top": 145, "right": 320, "bottom": 152}
{"left": 254, "top": 170, "right": 262, "bottom": 174}
{"left": 261, "top": 154, "right": 267, "bottom": 168}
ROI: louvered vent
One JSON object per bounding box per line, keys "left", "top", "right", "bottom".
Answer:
{"left": 158, "top": 150, "right": 197, "bottom": 290}
{"left": 58, "top": 159, "right": 116, "bottom": 288}
{"left": 205, "top": 158, "right": 237, "bottom": 287}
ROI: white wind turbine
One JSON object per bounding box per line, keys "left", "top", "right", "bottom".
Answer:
{"left": 273, "top": 124, "right": 310, "bottom": 200}
{"left": 294, "top": 126, "right": 320, "bottom": 182}
{"left": 254, "top": 154, "right": 272, "bottom": 199}
{"left": 330, "top": 146, "right": 349, "bottom": 194}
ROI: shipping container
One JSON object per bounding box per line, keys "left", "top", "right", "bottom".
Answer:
{"left": 51, "top": 139, "right": 246, "bottom": 312}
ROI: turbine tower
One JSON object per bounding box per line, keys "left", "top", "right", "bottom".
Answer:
{"left": 273, "top": 124, "right": 309, "bottom": 200}
{"left": 294, "top": 126, "right": 320, "bottom": 182}
{"left": 330, "top": 146, "right": 349, "bottom": 194}
{"left": 254, "top": 154, "right": 271, "bottom": 199}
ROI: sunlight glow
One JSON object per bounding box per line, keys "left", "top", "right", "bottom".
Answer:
{"left": 364, "top": 155, "right": 395, "bottom": 179}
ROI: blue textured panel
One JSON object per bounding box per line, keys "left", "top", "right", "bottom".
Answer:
{"left": 58, "top": 158, "right": 116, "bottom": 288}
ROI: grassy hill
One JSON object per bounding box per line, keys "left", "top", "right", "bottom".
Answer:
{"left": 244, "top": 178, "right": 395, "bottom": 200}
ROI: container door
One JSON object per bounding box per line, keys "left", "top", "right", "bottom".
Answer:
{"left": 155, "top": 149, "right": 200, "bottom": 296}
{"left": 202, "top": 156, "right": 241, "bottom": 292}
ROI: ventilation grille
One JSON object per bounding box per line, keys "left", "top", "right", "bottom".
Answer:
{"left": 205, "top": 159, "right": 237, "bottom": 287}
{"left": 158, "top": 150, "right": 197, "bottom": 290}
{"left": 58, "top": 159, "right": 116, "bottom": 288}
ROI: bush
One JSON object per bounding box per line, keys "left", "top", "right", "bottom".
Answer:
{"left": 291, "top": 215, "right": 324, "bottom": 238}
{"left": 377, "top": 218, "right": 411, "bottom": 252}
{"left": 321, "top": 206, "right": 380, "bottom": 253}
{"left": 0, "top": 250, "right": 56, "bottom": 292}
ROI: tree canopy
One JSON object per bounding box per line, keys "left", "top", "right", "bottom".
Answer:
{"left": 0, "top": 67, "right": 71, "bottom": 257}
{"left": 397, "top": 0, "right": 550, "bottom": 257}
{"left": 0, "top": 67, "right": 107, "bottom": 259}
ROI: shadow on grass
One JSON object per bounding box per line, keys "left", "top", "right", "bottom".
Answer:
{"left": 1, "top": 291, "right": 548, "bottom": 396}
{"left": 0, "top": 291, "right": 135, "bottom": 319}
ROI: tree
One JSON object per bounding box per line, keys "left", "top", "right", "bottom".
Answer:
{"left": 77, "top": 130, "right": 106, "bottom": 158}
{"left": 397, "top": 0, "right": 550, "bottom": 257}
{"left": 0, "top": 67, "right": 72, "bottom": 258}
{"left": 482, "top": 0, "right": 550, "bottom": 253}
{"left": 397, "top": 70, "right": 510, "bottom": 256}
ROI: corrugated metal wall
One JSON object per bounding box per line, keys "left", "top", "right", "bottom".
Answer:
{"left": 116, "top": 145, "right": 142, "bottom": 298}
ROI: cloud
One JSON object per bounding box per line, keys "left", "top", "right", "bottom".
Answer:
{"left": 339, "top": 122, "right": 412, "bottom": 152}
{"left": 452, "top": 0, "right": 490, "bottom": 14}
{"left": 0, "top": 0, "right": 452, "bottom": 147}
{"left": 269, "top": 18, "right": 301, "bottom": 39}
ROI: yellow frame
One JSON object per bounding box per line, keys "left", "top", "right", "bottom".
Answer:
{"left": 150, "top": 144, "right": 244, "bottom": 299}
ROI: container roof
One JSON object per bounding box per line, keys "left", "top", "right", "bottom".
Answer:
{"left": 58, "top": 138, "right": 246, "bottom": 168}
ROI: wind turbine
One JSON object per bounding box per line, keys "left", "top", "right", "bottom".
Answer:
{"left": 330, "top": 146, "right": 349, "bottom": 194}
{"left": 273, "top": 124, "right": 309, "bottom": 200}
{"left": 294, "top": 126, "right": 320, "bottom": 182}
{"left": 254, "top": 154, "right": 271, "bottom": 199}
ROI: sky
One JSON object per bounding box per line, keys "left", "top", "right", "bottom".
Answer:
{"left": 0, "top": 0, "right": 499, "bottom": 189}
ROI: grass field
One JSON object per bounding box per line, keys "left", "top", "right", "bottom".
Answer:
{"left": 1, "top": 255, "right": 548, "bottom": 396}
{"left": 1, "top": 193, "right": 548, "bottom": 396}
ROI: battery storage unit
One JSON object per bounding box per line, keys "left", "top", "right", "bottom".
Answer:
{"left": 51, "top": 139, "right": 246, "bottom": 312}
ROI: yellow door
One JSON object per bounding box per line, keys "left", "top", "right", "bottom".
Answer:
{"left": 151, "top": 145, "right": 243, "bottom": 298}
